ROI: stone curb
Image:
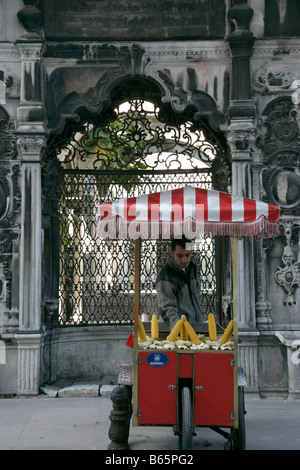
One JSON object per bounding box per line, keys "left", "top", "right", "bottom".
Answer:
{"left": 40, "top": 383, "right": 117, "bottom": 398}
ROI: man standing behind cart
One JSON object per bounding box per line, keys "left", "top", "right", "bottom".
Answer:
{"left": 156, "top": 236, "right": 205, "bottom": 330}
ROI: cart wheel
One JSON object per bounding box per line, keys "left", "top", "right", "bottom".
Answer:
{"left": 232, "top": 386, "right": 246, "bottom": 450}
{"left": 179, "top": 386, "right": 193, "bottom": 450}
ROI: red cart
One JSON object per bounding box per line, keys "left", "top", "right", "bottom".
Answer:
{"left": 98, "top": 186, "right": 280, "bottom": 450}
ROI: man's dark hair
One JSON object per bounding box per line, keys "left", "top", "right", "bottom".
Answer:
{"left": 171, "top": 235, "right": 192, "bottom": 251}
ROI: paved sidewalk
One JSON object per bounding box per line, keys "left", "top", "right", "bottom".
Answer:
{"left": 0, "top": 390, "right": 300, "bottom": 450}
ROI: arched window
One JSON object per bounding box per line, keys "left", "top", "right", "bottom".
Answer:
{"left": 44, "top": 95, "right": 230, "bottom": 326}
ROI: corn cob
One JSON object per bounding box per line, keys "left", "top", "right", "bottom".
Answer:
{"left": 167, "top": 316, "right": 185, "bottom": 342}
{"left": 180, "top": 323, "right": 188, "bottom": 341}
{"left": 182, "top": 319, "right": 201, "bottom": 345}
{"left": 220, "top": 320, "right": 234, "bottom": 345}
{"left": 138, "top": 315, "right": 147, "bottom": 342}
{"left": 208, "top": 313, "right": 217, "bottom": 341}
{"left": 151, "top": 314, "right": 159, "bottom": 339}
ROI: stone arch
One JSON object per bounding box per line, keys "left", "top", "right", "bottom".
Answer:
{"left": 42, "top": 75, "right": 231, "bottom": 330}
{"left": 44, "top": 74, "right": 231, "bottom": 208}
{"left": 46, "top": 61, "right": 227, "bottom": 134}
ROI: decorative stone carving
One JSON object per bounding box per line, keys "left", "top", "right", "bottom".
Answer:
{"left": 262, "top": 166, "right": 300, "bottom": 214}
{"left": 255, "top": 238, "right": 274, "bottom": 330}
{"left": 227, "top": 130, "right": 255, "bottom": 153}
{"left": 259, "top": 97, "right": 299, "bottom": 159}
{"left": 226, "top": 124, "right": 256, "bottom": 182}
{"left": 45, "top": 299, "right": 59, "bottom": 318}
{"left": 0, "top": 263, "right": 9, "bottom": 303}
{"left": 17, "top": 136, "right": 46, "bottom": 156}
{"left": 46, "top": 64, "right": 226, "bottom": 135}
{"left": 227, "top": 2, "right": 255, "bottom": 113}
{"left": 0, "top": 108, "right": 18, "bottom": 161}
{"left": 0, "top": 65, "right": 17, "bottom": 104}
{"left": 17, "top": 0, "right": 42, "bottom": 38}
{"left": 275, "top": 221, "right": 300, "bottom": 306}
{"left": 228, "top": 0, "right": 254, "bottom": 37}
{"left": 258, "top": 96, "right": 300, "bottom": 215}
{"left": 0, "top": 107, "right": 21, "bottom": 333}
{"left": 0, "top": 165, "right": 21, "bottom": 229}
{"left": 253, "top": 64, "right": 295, "bottom": 92}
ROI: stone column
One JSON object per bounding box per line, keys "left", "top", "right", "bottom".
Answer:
{"left": 17, "top": 135, "right": 45, "bottom": 332}
{"left": 226, "top": 1, "right": 259, "bottom": 393}
{"left": 15, "top": 9, "right": 45, "bottom": 394}
{"left": 16, "top": 132, "right": 45, "bottom": 395}
{"left": 252, "top": 157, "right": 273, "bottom": 330}
{"left": 227, "top": 0, "right": 256, "bottom": 329}
{"left": 238, "top": 330, "right": 260, "bottom": 393}
{"left": 17, "top": 333, "right": 42, "bottom": 394}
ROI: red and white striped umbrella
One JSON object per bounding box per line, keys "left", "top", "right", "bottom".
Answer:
{"left": 96, "top": 186, "right": 280, "bottom": 240}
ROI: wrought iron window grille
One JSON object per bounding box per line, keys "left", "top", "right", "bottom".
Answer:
{"left": 43, "top": 99, "right": 231, "bottom": 326}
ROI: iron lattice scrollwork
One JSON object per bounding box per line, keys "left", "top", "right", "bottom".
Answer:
{"left": 49, "top": 99, "right": 230, "bottom": 326}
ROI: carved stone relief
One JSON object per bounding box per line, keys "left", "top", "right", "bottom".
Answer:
{"left": 0, "top": 165, "right": 21, "bottom": 229}
{"left": 45, "top": 55, "right": 226, "bottom": 137}
{"left": 255, "top": 238, "right": 274, "bottom": 330}
{"left": 0, "top": 263, "right": 9, "bottom": 303}
{"left": 0, "top": 65, "right": 17, "bottom": 104}
{"left": 253, "top": 63, "right": 299, "bottom": 93}
{"left": 258, "top": 96, "right": 300, "bottom": 311}
{"left": 0, "top": 109, "right": 18, "bottom": 161}
{"left": 262, "top": 166, "right": 300, "bottom": 213}
{"left": 259, "top": 96, "right": 300, "bottom": 215}
{"left": 0, "top": 106, "right": 21, "bottom": 330}
{"left": 275, "top": 221, "right": 300, "bottom": 306}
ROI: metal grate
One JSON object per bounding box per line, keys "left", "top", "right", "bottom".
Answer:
{"left": 57, "top": 99, "right": 229, "bottom": 326}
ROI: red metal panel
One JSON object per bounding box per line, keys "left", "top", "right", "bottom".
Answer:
{"left": 194, "top": 352, "right": 234, "bottom": 427}
{"left": 137, "top": 351, "right": 177, "bottom": 425}
{"left": 177, "top": 354, "right": 193, "bottom": 378}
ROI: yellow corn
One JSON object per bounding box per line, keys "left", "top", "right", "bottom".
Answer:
{"left": 151, "top": 314, "right": 159, "bottom": 339}
{"left": 208, "top": 313, "right": 217, "bottom": 341}
{"left": 221, "top": 320, "right": 234, "bottom": 345}
{"left": 182, "top": 320, "right": 201, "bottom": 345}
{"left": 167, "top": 316, "right": 185, "bottom": 342}
{"left": 180, "top": 323, "right": 188, "bottom": 341}
{"left": 138, "top": 315, "right": 147, "bottom": 342}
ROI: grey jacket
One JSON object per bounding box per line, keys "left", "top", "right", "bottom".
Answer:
{"left": 156, "top": 257, "right": 205, "bottom": 329}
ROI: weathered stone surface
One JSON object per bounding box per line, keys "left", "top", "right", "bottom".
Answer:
{"left": 43, "top": 0, "right": 226, "bottom": 41}
{"left": 57, "top": 383, "right": 100, "bottom": 398}
{"left": 40, "top": 385, "right": 60, "bottom": 398}
{"left": 99, "top": 385, "right": 116, "bottom": 398}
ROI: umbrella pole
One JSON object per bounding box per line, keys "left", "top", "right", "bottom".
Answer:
{"left": 232, "top": 236, "right": 239, "bottom": 429}
{"left": 134, "top": 237, "right": 141, "bottom": 324}
{"left": 133, "top": 237, "right": 141, "bottom": 426}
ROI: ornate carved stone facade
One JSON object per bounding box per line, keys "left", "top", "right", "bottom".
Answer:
{"left": 0, "top": 105, "right": 20, "bottom": 333}
{"left": 0, "top": 0, "right": 299, "bottom": 398}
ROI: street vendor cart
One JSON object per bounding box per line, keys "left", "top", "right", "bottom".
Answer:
{"left": 97, "top": 185, "right": 280, "bottom": 450}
